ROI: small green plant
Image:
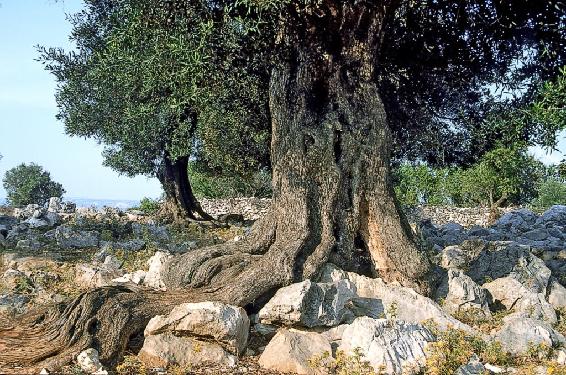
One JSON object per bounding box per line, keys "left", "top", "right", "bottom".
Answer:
{"left": 115, "top": 354, "right": 147, "bottom": 375}
{"left": 309, "top": 348, "right": 381, "bottom": 375}
{"left": 451, "top": 308, "right": 511, "bottom": 333}
{"left": 386, "top": 302, "right": 398, "bottom": 319}
{"left": 522, "top": 342, "right": 554, "bottom": 363}
{"left": 14, "top": 276, "right": 34, "bottom": 295}
{"left": 136, "top": 197, "right": 161, "bottom": 215}
{"left": 425, "top": 327, "right": 510, "bottom": 375}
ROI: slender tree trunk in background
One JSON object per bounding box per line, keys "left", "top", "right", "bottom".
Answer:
{"left": 488, "top": 193, "right": 507, "bottom": 225}
{"left": 157, "top": 155, "right": 213, "bottom": 221}
{"left": 0, "top": 1, "right": 438, "bottom": 372}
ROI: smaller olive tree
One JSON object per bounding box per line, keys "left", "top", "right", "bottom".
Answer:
{"left": 2, "top": 163, "right": 65, "bottom": 207}
{"left": 453, "top": 146, "right": 544, "bottom": 209}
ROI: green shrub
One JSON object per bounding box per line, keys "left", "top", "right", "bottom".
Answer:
{"left": 454, "top": 146, "right": 543, "bottom": 208}
{"left": 2, "top": 163, "right": 65, "bottom": 207}
{"left": 393, "top": 146, "right": 546, "bottom": 208}
{"left": 136, "top": 197, "right": 161, "bottom": 215}
{"left": 393, "top": 164, "right": 453, "bottom": 206}
{"left": 425, "top": 326, "right": 511, "bottom": 375}
{"left": 530, "top": 179, "right": 566, "bottom": 210}
{"left": 309, "top": 348, "right": 382, "bottom": 375}
{"left": 188, "top": 162, "right": 272, "bottom": 198}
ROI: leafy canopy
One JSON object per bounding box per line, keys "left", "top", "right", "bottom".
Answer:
{"left": 2, "top": 163, "right": 65, "bottom": 207}
{"left": 39, "top": 0, "right": 271, "bottom": 180}
{"left": 233, "top": 0, "right": 566, "bottom": 166}
{"left": 394, "top": 146, "right": 545, "bottom": 208}
{"left": 454, "top": 147, "right": 544, "bottom": 207}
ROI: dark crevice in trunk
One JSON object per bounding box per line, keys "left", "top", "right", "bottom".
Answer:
{"left": 333, "top": 129, "right": 342, "bottom": 163}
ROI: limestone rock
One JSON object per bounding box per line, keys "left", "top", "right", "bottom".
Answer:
{"left": 13, "top": 204, "right": 40, "bottom": 220}
{"left": 139, "top": 333, "right": 237, "bottom": 369}
{"left": 442, "top": 269, "right": 490, "bottom": 317}
{"left": 102, "top": 255, "right": 123, "bottom": 270}
{"left": 455, "top": 355, "right": 486, "bottom": 375}
{"left": 495, "top": 209, "right": 538, "bottom": 233}
{"left": 339, "top": 317, "right": 436, "bottom": 375}
{"left": 258, "top": 329, "right": 332, "bottom": 375}
{"left": 467, "top": 242, "right": 551, "bottom": 292}
{"left": 258, "top": 279, "right": 357, "bottom": 328}
{"left": 75, "top": 263, "right": 123, "bottom": 288}
{"left": 537, "top": 205, "right": 566, "bottom": 226}
{"left": 1, "top": 269, "right": 29, "bottom": 292}
{"left": 112, "top": 270, "right": 146, "bottom": 285}
{"left": 493, "top": 315, "right": 565, "bottom": 355}
{"left": 47, "top": 197, "right": 62, "bottom": 212}
{"left": 16, "top": 239, "right": 41, "bottom": 251}
{"left": 143, "top": 251, "right": 172, "bottom": 290}
{"left": 145, "top": 302, "right": 249, "bottom": 355}
{"left": 0, "top": 294, "right": 30, "bottom": 313}
{"left": 548, "top": 280, "right": 566, "bottom": 309}
{"left": 319, "top": 264, "right": 469, "bottom": 331}
{"left": 77, "top": 348, "right": 103, "bottom": 373}
{"left": 56, "top": 225, "right": 100, "bottom": 249}
{"left": 440, "top": 245, "right": 468, "bottom": 269}
{"left": 483, "top": 277, "right": 557, "bottom": 324}
{"left": 0, "top": 215, "right": 18, "bottom": 229}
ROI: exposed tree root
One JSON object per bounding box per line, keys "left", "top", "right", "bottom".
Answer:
{"left": 0, "top": 3, "right": 443, "bottom": 371}
{"left": 0, "top": 287, "right": 210, "bottom": 374}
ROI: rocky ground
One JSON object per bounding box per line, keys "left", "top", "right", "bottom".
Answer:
{"left": 2, "top": 200, "right": 566, "bottom": 374}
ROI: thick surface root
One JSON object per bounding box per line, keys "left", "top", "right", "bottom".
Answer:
{"left": 0, "top": 287, "right": 210, "bottom": 374}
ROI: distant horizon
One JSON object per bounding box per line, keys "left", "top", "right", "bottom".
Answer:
{"left": 0, "top": 196, "right": 143, "bottom": 209}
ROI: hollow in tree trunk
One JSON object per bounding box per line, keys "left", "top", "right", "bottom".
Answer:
{"left": 0, "top": 1, "right": 438, "bottom": 372}
{"left": 156, "top": 155, "right": 213, "bottom": 221}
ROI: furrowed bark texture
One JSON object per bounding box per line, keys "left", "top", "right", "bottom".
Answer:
{"left": 0, "top": 1, "right": 435, "bottom": 372}
{"left": 163, "top": 0, "right": 435, "bottom": 301}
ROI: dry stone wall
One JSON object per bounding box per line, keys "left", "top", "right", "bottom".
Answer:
{"left": 405, "top": 206, "right": 517, "bottom": 227}
{"left": 199, "top": 198, "right": 271, "bottom": 221}
{"left": 199, "top": 198, "right": 515, "bottom": 227}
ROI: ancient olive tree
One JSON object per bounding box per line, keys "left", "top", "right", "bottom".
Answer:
{"left": 1, "top": 0, "right": 565, "bottom": 372}
{"left": 38, "top": 0, "right": 271, "bottom": 220}
{"left": 2, "top": 163, "right": 65, "bottom": 207}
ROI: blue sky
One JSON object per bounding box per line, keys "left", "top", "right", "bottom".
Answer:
{"left": 0, "top": 1, "right": 564, "bottom": 200}
{"left": 0, "top": 0, "right": 162, "bottom": 200}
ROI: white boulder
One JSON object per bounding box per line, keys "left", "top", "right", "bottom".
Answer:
{"left": 339, "top": 317, "right": 436, "bottom": 375}
{"left": 258, "top": 329, "right": 332, "bottom": 375}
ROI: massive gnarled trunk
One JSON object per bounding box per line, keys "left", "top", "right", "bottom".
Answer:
{"left": 156, "top": 154, "right": 212, "bottom": 221}
{"left": 0, "top": 1, "right": 437, "bottom": 372}
{"left": 162, "top": 0, "right": 436, "bottom": 301}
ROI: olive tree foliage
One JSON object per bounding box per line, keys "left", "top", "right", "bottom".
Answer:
{"left": 394, "top": 147, "right": 544, "bottom": 208}
{"left": 531, "top": 164, "right": 566, "bottom": 210}
{"left": 531, "top": 66, "right": 566, "bottom": 136}
{"left": 38, "top": 0, "right": 271, "bottom": 209}
{"left": 2, "top": 163, "right": 65, "bottom": 207}
{"left": 483, "top": 66, "right": 566, "bottom": 154}
{"left": 453, "top": 147, "right": 544, "bottom": 208}
{"left": 236, "top": 0, "right": 566, "bottom": 167}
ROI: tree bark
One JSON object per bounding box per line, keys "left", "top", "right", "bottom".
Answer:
{"left": 0, "top": 1, "right": 438, "bottom": 372}
{"left": 157, "top": 154, "right": 213, "bottom": 221}
{"left": 162, "top": 0, "right": 436, "bottom": 300}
